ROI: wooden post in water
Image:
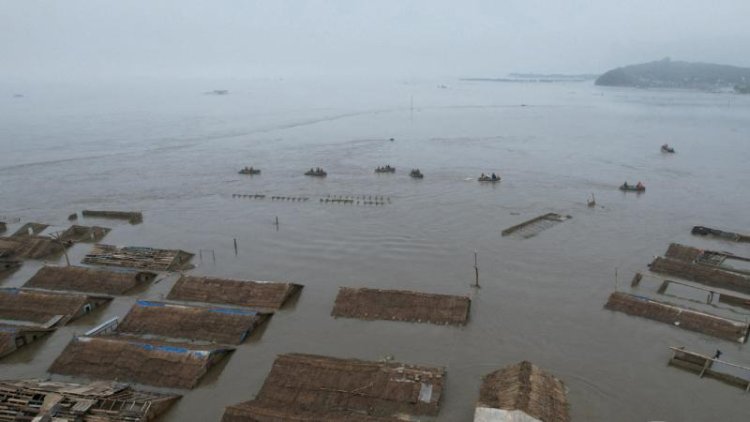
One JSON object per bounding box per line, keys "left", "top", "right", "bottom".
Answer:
{"left": 614, "top": 268, "right": 619, "bottom": 292}
{"left": 233, "top": 238, "right": 238, "bottom": 255}
{"left": 473, "top": 250, "right": 480, "bottom": 288}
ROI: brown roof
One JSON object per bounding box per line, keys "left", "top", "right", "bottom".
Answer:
{"left": 223, "top": 401, "right": 407, "bottom": 422}
{"left": 0, "top": 236, "right": 70, "bottom": 260}
{"left": 24, "top": 265, "right": 156, "bottom": 295}
{"left": 650, "top": 256, "right": 750, "bottom": 295}
{"left": 0, "top": 288, "right": 111, "bottom": 326}
{"left": 331, "top": 287, "right": 470, "bottom": 325}
{"left": 223, "top": 353, "right": 445, "bottom": 420}
{"left": 49, "top": 335, "right": 234, "bottom": 389}
{"left": 605, "top": 292, "right": 749, "bottom": 343}
{"left": 167, "top": 275, "right": 303, "bottom": 309}
{"left": 664, "top": 243, "right": 703, "bottom": 262}
{"left": 478, "top": 361, "right": 570, "bottom": 422}
{"left": 58, "top": 224, "right": 111, "bottom": 243}
{"left": 83, "top": 244, "right": 194, "bottom": 271}
{"left": 0, "top": 325, "right": 55, "bottom": 359}
{"left": 11, "top": 222, "right": 49, "bottom": 238}
{"left": 0, "top": 379, "right": 179, "bottom": 421}
{"left": 118, "top": 300, "right": 271, "bottom": 344}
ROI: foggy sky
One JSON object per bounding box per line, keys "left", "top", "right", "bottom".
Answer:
{"left": 2, "top": 0, "right": 750, "bottom": 81}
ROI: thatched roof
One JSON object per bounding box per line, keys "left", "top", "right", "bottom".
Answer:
{"left": 118, "top": 300, "right": 271, "bottom": 344}
{"left": 476, "top": 361, "right": 570, "bottom": 422}
{"left": 0, "top": 379, "right": 179, "bottom": 421}
{"left": 24, "top": 265, "right": 156, "bottom": 295}
{"left": 83, "top": 244, "right": 194, "bottom": 271}
{"left": 0, "top": 288, "right": 111, "bottom": 326}
{"left": 331, "top": 287, "right": 471, "bottom": 325}
{"left": 605, "top": 292, "right": 749, "bottom": 343}
{"left": 664, "top": 243, "right": 703, "bottom": 262}
{"left": 11, "top": 222, "right": 49, "bottom": 238}
{"left": 58, "top": 224, "right": 111, "bottom": 243}
{"left": 223, "top": 353, "right": 445, "bottom": 420}
{"left": 0, "top": 236, "right": 70, "bottom": 260}
{"left": 167, "top": 275, "right": 303, "bottom": 309}
{"left": 49, "top": 335, "right": 234, "bottom": 389}
{"left": 0, "top": 325, "right": 54, "bottom": 359}
{"left": 650, "top": 257, "right": 750, "bottom": 294}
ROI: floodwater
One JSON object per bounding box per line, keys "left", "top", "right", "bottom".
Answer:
{"left": 1, "top": 78, "right": 749, "bottom": 421}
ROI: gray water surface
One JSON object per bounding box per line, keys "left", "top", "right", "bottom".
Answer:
{"left": 1, "top": 78, "right": 749, "bottom": 421}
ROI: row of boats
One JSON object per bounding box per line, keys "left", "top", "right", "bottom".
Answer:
{"left": 239, "top": 166, "right": 506, "bottom": 182}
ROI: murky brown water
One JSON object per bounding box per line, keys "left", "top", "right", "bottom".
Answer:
{"left": 1, "top": 79, "right": 749, "bottom": 421}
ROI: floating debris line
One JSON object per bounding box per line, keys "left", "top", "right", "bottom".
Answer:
{"left": 231, "top": 193, "right": 392, "bottom": 206}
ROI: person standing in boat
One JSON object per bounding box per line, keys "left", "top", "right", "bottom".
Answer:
{"left": 636, "top": 181, "right": 644, "bottom": 189}
{"left": 491, "top": 172, "right": 497, "bottom": 181}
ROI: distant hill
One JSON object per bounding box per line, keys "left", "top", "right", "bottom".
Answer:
{"left": 596, "top": 58, "right": 750, "bottom": 92}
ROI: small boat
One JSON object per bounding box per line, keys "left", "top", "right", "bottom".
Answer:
{"left": 238, "top": 167, "right": 261, "bottom": 175}
{"left": 375, "top": 165, "right": 396, "bottom": 173}
{"left": 478, "top": 174, "right": 501, "bottom": 183}
{"left": 620, "top": 183, "right": 645, "bottom": 192}
{"left": 661, "top": 144, "right": 675, "bottom": 153}
{"left": 409, "top": 169, "right": 424, "bottom": 179}
{"left": 305, "top": 168, "right": 327, "bottom": 177}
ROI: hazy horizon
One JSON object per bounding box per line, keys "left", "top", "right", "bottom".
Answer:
{"left": 2, "top": 0, "right": 750, "bottom": 84}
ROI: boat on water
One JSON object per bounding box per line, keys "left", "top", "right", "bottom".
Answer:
{"left": 238, "top": 167, "right": 261, "bottom": 175}
{"left": 661, "top": 144, "right": 675, "bottom": 153}
{"left": 375, "top": 165, "right": 395, "bottom": 173}
{"left": 305, "top": 168, "right": 327, "bottom": 177}
{"left": 478, "top": 173, "right": 501, "bottom": 183}
{"left": 620, "top": 182, "right": 645, "bottom": 192}
{"left": 409, "top": 169, "right": 424, "bottom": 179}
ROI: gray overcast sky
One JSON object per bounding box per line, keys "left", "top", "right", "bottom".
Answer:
{"left": 2, "top": 0, "right": 750, "bottom": 81}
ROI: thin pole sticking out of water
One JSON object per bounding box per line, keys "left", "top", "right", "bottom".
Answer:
{"left": 233, "top": 238, "right": 238, "bottom": 255}
{"left": 614, "top": 267, "right": 619, "bottom": 292}
{"left": 473, "top": 250, "right": 480, "bottom": 288}
{"left": 274, "top": 216, "right": 279, "bottom": 231}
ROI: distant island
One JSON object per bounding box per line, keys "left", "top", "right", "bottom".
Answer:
{"left": 596, "top": 58, "right": 750, "bottom": 93}
{"left": 463, "top": 73, "right": 598, "bottom": 83}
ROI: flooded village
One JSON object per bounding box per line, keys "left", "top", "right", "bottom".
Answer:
{"left": 3, "top": 3, "right": 750, "bottom": 419}
{"left": 2, "top": 125, "right": 750, "bottom": 420}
